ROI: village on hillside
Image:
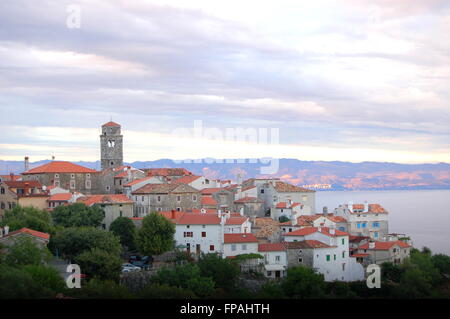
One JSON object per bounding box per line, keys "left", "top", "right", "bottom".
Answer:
{"left": 0, "top": 121, "right": 414, "bottom": 288}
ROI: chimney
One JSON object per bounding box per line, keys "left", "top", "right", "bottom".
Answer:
{"left": 323, "top": 206, "right": 328, "bottom": 216}
{"left": 52, "top": 156, "right": 55, "bottom": 161}
{"left": 369, "top": 241, "right": 375, "bottom": 249}
{"left": 24, "top": 157, "right": 29, "bottom": 172}
{"left": 348, "top": 201, "right": 353, "bottom": 212}
{"left": 363, "top": 201, "right": 369, "bottom": 213}
{"left": 10, "top": 173, "right": 14, "bottom": 181}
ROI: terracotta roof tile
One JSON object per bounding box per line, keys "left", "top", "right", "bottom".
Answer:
{"left": 258, "top": 243, "right": 286, "bottom": 252}
{"left": 78, "top": 194, "right": 133, "bottom": 206}
{"left": 48, "top": 193, "right": 72, "bottom": 202}
{"left": 4, "top": 228, "right": 50, "bottom": 240}
{"left": 273, "top": 181, "right": 315, "bottom": 193}
{"left": 284, "top": 226, "right": 349, "bottom": 237}
{"left": 359, "top": 240, "right": 411, "bottom": 250}
{"left": 224, "top": 233, "right": 258, "bottom": 243}
{"left": 23, "top": 161, "right": 97, "bottom": 174}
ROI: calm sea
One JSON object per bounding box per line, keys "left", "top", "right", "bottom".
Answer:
{"left": 316, "top": 189, "right": 450, "bottom": 255}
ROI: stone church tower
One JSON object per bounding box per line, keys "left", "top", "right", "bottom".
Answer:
{"left": 100, "top": 121, "right": 123, "bottom": 170}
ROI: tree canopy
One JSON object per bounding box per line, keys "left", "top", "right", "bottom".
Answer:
{"left": 74, "top": 248, "right": 123, "bottom": 282}
{"left": 52, "top": 203, "right": 104, "bottom": 228}
{"left": 281, "top": 266, "right": 326, "bottom": 298}
{"left": 4, "top": 236, "right": 52, "bottom": 267}
{"left": 50, "top": 227, "right": 122, "bottom": 260}
{"left": 197, "top": 253, "right": 240, "bottom": 290}
{"left": 110, "top": 217, "right": 136, "bottom": 251}
{"left": 1, "top": 206, "right": 53, "bottom": 234}
{"left": 136, "top": 212, "right": 175, "bottom": 256}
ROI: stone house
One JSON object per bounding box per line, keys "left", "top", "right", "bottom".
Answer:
{"left": 132, "top": 183, "right": 200, "bottom": 216}
{"left": 356, "top": 240, "right": 411, "bottom": 265}
{"left": 77, "top": 194, "right": 134, "bottom": 230}
{"left": 0, "top": 180, "right": 48, "bottom": 217}
{"left": 21, "top": 161, "right": 100, "bottom": 195}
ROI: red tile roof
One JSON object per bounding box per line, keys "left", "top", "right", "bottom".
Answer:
{"left": 3, "top": 180, "right": 42, "bottom": 188}
{"left": 273, "top": 181, "right": 315, "bottom": 193}
{"left": 145, "top": 168, "right": 192, "bottom": 177}
{"left": 284, "top": 226, "right": 349, "bottom": 237}
{"left": 4, "top": 228, "right": 50, "bottom": 240}
{"left": 78, "top": 194, "right": 133, "bottom": 206}
{"left": 225, "top": 217, "right": 248, "bottom": 225}
{"left": 48, "top": 193, "right": 72, "bottom": 202}
{"left": 0, "top": 174, "right": 21, "bottom": 181}
{"left": 201, "top": 196, "right": 218, "bottom": 206}
{"left": 23, "top": 161, "right": 97, "bottom": 174}
{"left": 282, "top": 240, "right": 333, "bottom": 249}
{"left": 351, "top": 253, "right": 370, "bottom": 258}
{"left": 234, "top": 196, "right": 263, "bottom": 204}
{"left": 350, "top": 204, "right": 388, "bottom": 214}
{"left": 359, "top": 240, "right": 411, "bottom": 250}
{"left": 124, "top": 176, "right": 154, "bottom": 187}
{"left": 258, "top": 243, "right": 286, "bottom": 252}
{"left": 177, "top": 213, "right": 221, "bottom": 225}
{"left": 275, "top": 202, "right": 301, "bottom": 209}
{"left": 224, "top": 233, "right": 258, "bottom": 243}
{"left": 201, "top": 187, "right": 224, "bottom": 195}
{"left": 173, "top": 175, "right": 201, "bottom": 185}
{"left": 102, "top": 121, "right": 121, "bottom": 127}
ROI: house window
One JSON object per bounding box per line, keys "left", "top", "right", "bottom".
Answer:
{"left": 302, "top": 195, "right": 308, "bottom": 201}
{"left": 334, "top": 254, "right": 336, "bottom": 260}
{"left": 176, "top": 207, "right": 181, "bottom": 212}
{"left": 326, "top": 255, "right": 331, "bottom": 262}
{"left": 192, "top": 195, "right": 197, "bottom": 201}
{"left": 120, "top": 211, "right": 123, "bottom": 217}
{"left": 260, "top": 189, "right": 264, "bottom": 194}
{"left": 373, "top": 222, "right": 380, "bottom": 228}
{"left": 71, "top": 174, "right": 75, "bottom": 179}
{"left": 342, "top": 251, "right": 345, "bottom": 258}
{"left": 342, "top": 263, "right": 346, "bottom": 271}
{"left": 54, "top": 180, "right": 60, "bottom": 187}
{"left": 86, "top": 174, "right": 91, "bottom": 179}
{"left": 275, "top": 256, "right": 280, "bottom": 262}
{"left": 70, "top": 180, "right": 76, "bottom": 189}
{"left": 202, "top": 232, "right": 206, "bottom": 238}
{"left": 0, "top": 187, "right": 4, "bottom": 194}
{"left": 157, "top": 196, "right": 161, "bottom": 202}
{"left": 54, "top": 174, "right": 59, "bottom": 179}
{"left": 186, "top": 225, "right": 190, "bottom": 229}
{"left": 0, "top": 202, "right": 5, "bottom": 209}
{"left": 298, "top": 258, "right": 303, "bottom": 263}
{"left": 85, "top": 180, "right": 91, "bottom": 189}
{"left": 242, "top": 244, "right": 247, "bottom": 251}
{"left": 177, "top": 196, "right": 181, "bottom": 202}
{"left": 298, "top": 250, "right": 303, "bottom": 254}
{"left": 157, "top": 207, "right": 162, "bottom": 212}
{"left": 362, "top": 222, "right": 367, "bottom": 228}
{"left": 183, "top": 232, "right": 193, "bottom": 237}
{"left": 374, "top": 232, "right": 379, "bottom": 238}
{"left": 267, "top": 271, "right": 272, "bottom": 276}
{"left": 341, "top": 238, "right": 345, "bottom": 245}
{"left": 102, "top": 224, "right": 106, "bottom": 230}
{"left": 142, "top": 196, "right": 144, "bottom": 202}
{"left": 231, "top": 244, "right": 236, "bottom": 251}
{"left": 357, "top": 223, "right": 361, "bottom": 229}
{"left": 106, "top": 186, "right": 110, "bottom": 191}
{"left": 209, "top": 245, "right": 214, "bottom": 251}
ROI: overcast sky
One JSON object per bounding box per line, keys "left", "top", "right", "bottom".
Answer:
{"left": 1, "top": 0, "right": 449, "bottom": 164}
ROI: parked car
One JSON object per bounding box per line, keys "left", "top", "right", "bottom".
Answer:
{"left": 129, "top": 255, "right": 151, "bottom": 270}
{"left": 121, "top": 263, "right": 141, "bottom": 272}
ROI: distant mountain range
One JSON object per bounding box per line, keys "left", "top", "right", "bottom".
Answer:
{"left": 1, "top": 158, "right": 450, "bottom": 191}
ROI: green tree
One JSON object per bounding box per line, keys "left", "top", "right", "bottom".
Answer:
{"left": 150, "top": 263, "right": 215, "bottom": 298}
{"left": 50, "top": 227, "right": 122, "bottom": 260}
{"left": 325, "top": 281, "right": 357, "bottom": 299}
{"left": 381, "top": 262, "right": 404, "bottom": 283}
{"left": 136, "top": 212, "right": 175, "bottom": 256}
{"left": 5, "top": 236, "right": 52, "bottom": 267}
{"left": 256, "top": 281, "right": 286, "bottom": 299}
{"left": 110, "top": 217, "right": 136, "bottom": 251}
{"left": 281, "top": 266, "right": 326, "bottom": 298}
{"left": 197, "top": 253, "right": 240, "bottom": 290}
{"left": 74, "top": 248, "right": 123, "bottom": 281}
{"left": 1, "top": 206, "right": 53, "bottom": 234}
{"left": 52, "top": 203, "right": 104, "bottom": 228}
{"left": 431, "top": 254, "right": 450, "bottom": 278}
{"left": 22, "top": 264, "right": 67, "bottom": 294}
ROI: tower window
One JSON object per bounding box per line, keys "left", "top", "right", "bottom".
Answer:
{"left": 111, "top": 162, "right": 114, "bottom": 166}
{"left": 108, "top": 140, "right": 115, "bottom": 147}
